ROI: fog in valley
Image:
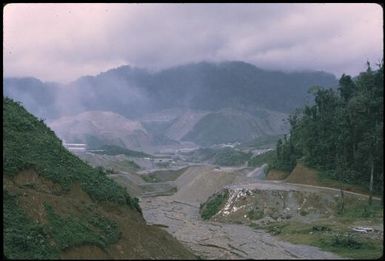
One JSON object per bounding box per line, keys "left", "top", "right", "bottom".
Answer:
{"left": 3, "top": 3, "right": 383, "bottom": 260}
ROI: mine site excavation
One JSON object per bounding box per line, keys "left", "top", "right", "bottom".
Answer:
{"left": 4, "top": 4, "right": 383, "bottom": 260}
{"left": 104, "top": 162, "right": 381, "bottom": 259}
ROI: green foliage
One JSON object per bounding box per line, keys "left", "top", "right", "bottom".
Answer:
{"left": 329, "top": 233, "right": 363, "bottom": 249}
{"left": 213, "top": 147, "right": 251, "bottom": 166}
{"left": 337, "top": 200, "right": 383, "bottom": 219}
{"left": 44, "top": 203, "right": 120, "bottom": 250}
{"left": 3, "top": 97, "right": 139, "bottom": 209}
{"left": 3, "top": 190, "right": 59, "bottom": 259}
{"left": 200, "top": 191, "right": 229, "bottom": 220}
{"left": 141, "top": 168, "right": 187, "bottom": 183}
{"left": 256, "top": 220, "right": 383, "bottom": 259}
{"left": 272, "top": 61, "right": 384, "bottom": 193}
{"left": 247, "top": 208, "right": 264, "bottom": 220}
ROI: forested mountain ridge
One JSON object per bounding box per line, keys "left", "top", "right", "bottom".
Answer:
{"left": 4, "top": 61, "right": 338, "bottom": 120}
{"left": 272, "top": 61, "right": 383, "bottom": 195}
{"left": 4, "top": 61, "right": 337, "bottom": 148}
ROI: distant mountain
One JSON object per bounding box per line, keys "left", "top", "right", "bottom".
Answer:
{"left": 4, "top": 61, "right": 338, "bottom": 148}
{"left": 49, "top": 111, "right": 152, "bottom": 149}
{"left": 4, "top": 61, "right": 338, "bottom": 120}
{"left": 3, "top": 77, "right": 60, "bottom": 120}
{"left": 181, "top": 108, "right": 288, "bottom": 146}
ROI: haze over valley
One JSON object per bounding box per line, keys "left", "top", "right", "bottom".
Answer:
{"left": 3, "top": 3, "right": 383, "bottom": 260}
{"left": 4, "top": 61, "right": 338, "bottom": 152}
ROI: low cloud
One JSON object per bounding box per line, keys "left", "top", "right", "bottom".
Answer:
{"left": 4, "top": 3, "right": 383, "bottom": 83}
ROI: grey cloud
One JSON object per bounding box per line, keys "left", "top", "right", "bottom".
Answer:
{"left": 3, "top": 3, "right": 383, "bottom": 82}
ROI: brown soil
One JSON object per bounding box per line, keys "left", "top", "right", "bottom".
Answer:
{"left": 4, "top": 169, "right": 196, "bottom": 259}
{"left": 61, "top": 245, "right": 110, "bottom": 259}
{"left": 285, "top": 163, "right": 371, "bottom": 195}
{"left": 285, "top": 163, "right": 319, "bottom": 185}
{"left": 266, "top": 169, "right": 290, "bottom": 180}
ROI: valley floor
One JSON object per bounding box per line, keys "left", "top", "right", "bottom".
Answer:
{"left": 137, "top": 165, "right": 345, "bottom": 259}
{"left": 141, "top": 196, "right": 341, "bottom": 259}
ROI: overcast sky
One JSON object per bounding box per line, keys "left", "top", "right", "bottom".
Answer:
{"left": 3, "top": 3, "right": 383, "bottom": 83}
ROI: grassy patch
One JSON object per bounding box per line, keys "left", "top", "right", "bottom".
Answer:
{"left": 44, "top": 203, "right": 121, "bottom": 250}
{"left": 252, "top": 216, "right": 383, "bottom": 259}
{"left": 3, "top": 190, "right": 59, "bottom": 259}
{"left": 249, "top": 197, "right": 383, "bottom": 259}
{"left": 141, "top": 175, "right": 161, "bottom": 183}
{"left": 213, "top": 147, "right": 251, "bottom": 166}
{"left": 3, "top": 97, "right": 139, "bottom": 209}
{"left": 200, "top": 190, "right": 229, "bottom": 220}
{"left": 317, "top": 171, "right": 375, "bottom": 196}
{"left": 141, "top": 168, "right": 187, "bottom": 183}
{"left": 247, "top": 208, "right": 264, "bottom": 220}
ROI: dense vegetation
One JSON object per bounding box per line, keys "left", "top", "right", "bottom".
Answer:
{"left": 4, "top": 191, "right": 58, "bottom": 259}
{"left": 3, "top": 97, "right": 141, "bottom": 208}
{"left": 3, "top": 97, "right": 146, "bottom": 258}
{"left": 213, "top": 147, "right": 252, "bottom": 166}
{"left": 200, "top": 190, "right": 229, "bottom": 220}
{"left": 272, "top": 62, "right": 383, "bottom": 195}
{"left": 44, "top": 203, "right": 121, "bottom": 250}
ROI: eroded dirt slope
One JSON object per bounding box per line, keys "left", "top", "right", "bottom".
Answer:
{"left": 4, "top": 169, "right": 196, "bottom": 259}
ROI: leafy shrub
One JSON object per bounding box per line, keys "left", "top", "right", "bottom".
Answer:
{"left": 247, "top": 208, "right": 264, "bottom": 220}
{"left": 200, "top": 190, "right": 229, "bottom": 220}
{"left": 213, "top": 147, "right": 251, "bottom": 166}
{"left": 331, "top": 233, "right": 362, "bottom": 249}
{"left": 44, "top": 203, "right": 121, "bottom": 250}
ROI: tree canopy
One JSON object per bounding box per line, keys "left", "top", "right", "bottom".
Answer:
{"left": 272, "top": 61, "right": 383, "bottom": 194}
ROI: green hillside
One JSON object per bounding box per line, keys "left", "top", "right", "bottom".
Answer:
{"left": 3, "top": 97, "right": 195, "bottom": 259}
{"left": 3, "top": 97, "right": 139, "bottom": 207}
{"left": 272, "top": 62, "right": 383, "bottom": 195}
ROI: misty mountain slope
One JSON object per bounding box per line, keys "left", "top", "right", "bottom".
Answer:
{"left": 164, "top": 110, "right": 209, "bottom": 141}
{"left": 137, "top": 61, "right": 337, "bottom": 113}
{"left": 49, "top": 111, "right": 151, "bottom": 149}
{"left": 4, "top": 61, "right": 338, "bottom": 120}
{"left": 3, "top": 77, "right": 60, "bottom": 120}
{"left": 3, "top": 97, "right": 195, "bottom": 259}
{"left": 182, "top": 108, "right": 288, "bottom": 146}
{"left": 4, "top": 61, "right": 336, "bottom": 149}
